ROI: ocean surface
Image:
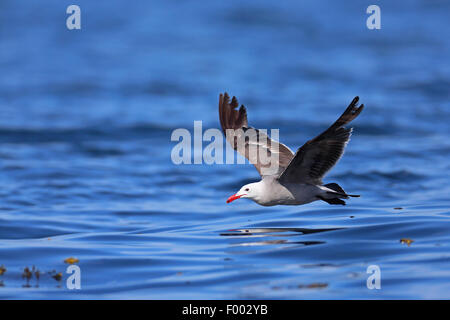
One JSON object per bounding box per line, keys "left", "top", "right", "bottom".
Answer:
{"left": 0, "top": 0, "right": 449, "bottom": 299}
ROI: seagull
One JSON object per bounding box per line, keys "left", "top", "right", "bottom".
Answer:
{"left": 219, "top": 93, "right": 364, "bottom": 206}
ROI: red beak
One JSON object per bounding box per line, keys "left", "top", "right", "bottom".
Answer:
{"left": 226, "top": 194, "right": 244, "bottom": 203}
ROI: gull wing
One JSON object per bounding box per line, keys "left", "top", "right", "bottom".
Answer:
{"left": 278, "top": 96, "right": 364, "bottom": 184}
{"left": 219, "top": 92, "right": 294, "bottom": 177}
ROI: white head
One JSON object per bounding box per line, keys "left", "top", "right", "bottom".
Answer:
{"left": 226, "top": 181, "right": 264, "bottom": 204}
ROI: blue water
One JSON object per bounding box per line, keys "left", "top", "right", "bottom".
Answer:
{"left": 0, "top": 0, "right": 449, "bottom": 299}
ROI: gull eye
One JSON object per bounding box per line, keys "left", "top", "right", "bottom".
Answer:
{"left": 245, "top": 188, "right": 249, "bottom": 192}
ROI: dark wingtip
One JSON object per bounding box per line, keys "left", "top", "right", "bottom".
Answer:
{"left": 221, "top": 92, "right": 230, "bottom": 103}
{"left": 231, "top": 96, "right": 239, "bottom": 109}
{"left": 353, "top": 103, "right": 364, "bottom": 117}
{"left": 332, "top": 97, "right": 364, "bottom": 128}
{"left": 349, "top": 96, "right": 359, "bottom": 107}
{"left": 219, "top": 92, "right": 229, "bottom": 104}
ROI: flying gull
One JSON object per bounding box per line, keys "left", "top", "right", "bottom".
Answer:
{"left": 219, "top": 93, "right": 364, "bottom": 206}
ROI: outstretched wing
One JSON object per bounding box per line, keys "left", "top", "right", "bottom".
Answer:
{"left": 278, "top": 96, "right": 364, "bottom": 184}
{"left": 219, "top": 92, "right": 294, "bottom": 177}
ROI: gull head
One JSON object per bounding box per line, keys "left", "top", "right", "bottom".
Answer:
{"left": 226, "top": 182, "right": 263, "bottom": 204}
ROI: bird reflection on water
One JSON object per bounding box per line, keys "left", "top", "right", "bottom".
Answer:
{"left": 220, "top": 227, "right": 343, "bottom": 247}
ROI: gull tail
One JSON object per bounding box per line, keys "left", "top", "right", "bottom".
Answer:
{"left": 324, "top": 183, "right": 360, "bottom": 198}
{"left": 318, "top": 183, "right": 360, "bottom": 206}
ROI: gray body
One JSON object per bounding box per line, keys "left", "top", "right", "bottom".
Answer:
{"left": 241, "top": 177, "right": 338, "bottom": 207}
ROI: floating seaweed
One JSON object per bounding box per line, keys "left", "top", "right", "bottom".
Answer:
{"left": 49, "top": 270, "right": 63, "bottom": 282}
{"left": 64, "top": 257, "right": 79, "bottom": 265}
{"left": 22, "top": 267, "right": 33, "bottom": 288}
{"left": 32, "top": 266, "right": 40, "bottom": 287}
{"left": 0, "top": 265, "right": 6, "bottom": 276}
{"left": 298, "top": 283, "right": 328, "bottom": 289}
{"left": 400, "top": 238, "right": 414, "bottom": 246}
